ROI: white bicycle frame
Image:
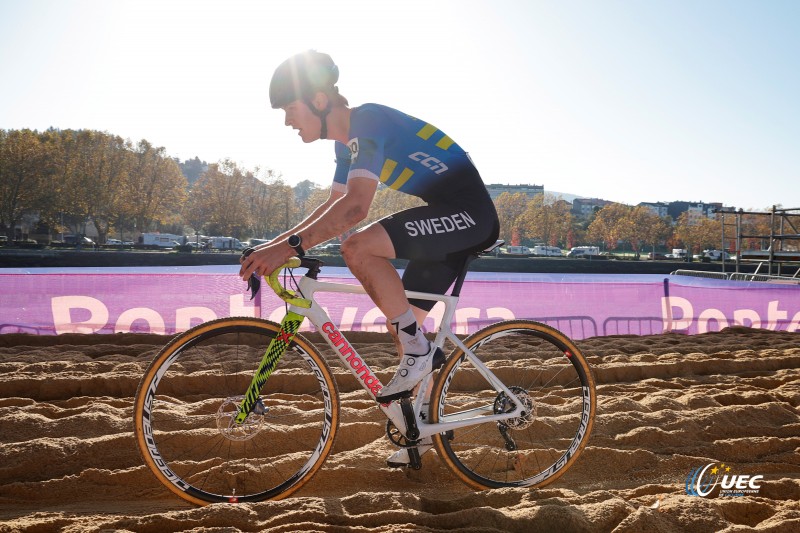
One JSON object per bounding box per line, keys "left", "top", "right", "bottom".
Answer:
{"left": 285, "top": 272, "right": 525, "bottom": 441}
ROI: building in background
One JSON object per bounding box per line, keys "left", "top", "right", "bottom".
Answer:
{"left": 638, "top": 201, "right": 669, "bottom": 218}
{"left": 571, "top": 197, "right": 614, "bottom": 218}
{"left": 485, "top": 183, "right": 544, "bottom": 201}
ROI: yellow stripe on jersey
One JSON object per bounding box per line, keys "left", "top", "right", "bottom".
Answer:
{"left": 416, "top": 123, "right": 437, "bottom": 140}
{"left": 417, "top": 123, "right": 455, "bottom": 151}
{"left": 389, "top": 168, "right": 414, "bottom": 190}
{"left": 436, "top": 135, "right": 454, "bottom": 150}
{"left": 379, "top": 159, "right": 398, "bottom": 183}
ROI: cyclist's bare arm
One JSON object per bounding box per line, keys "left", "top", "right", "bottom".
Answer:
{"left": 239, "top": 178, "right": 377, "bottom": 281}
{"left": 252, "top": 189, "right": 343, "bottom": 252}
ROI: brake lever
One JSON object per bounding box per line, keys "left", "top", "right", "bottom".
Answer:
{"left": 241, "top": 247, "right": 261, "bottom": 300}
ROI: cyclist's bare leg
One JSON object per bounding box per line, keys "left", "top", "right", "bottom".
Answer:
{"left": 340, "top": 223, "right": 409, "bottom": 320}
{"left": 342, "top": 223, "right": 435, "bottom": 402}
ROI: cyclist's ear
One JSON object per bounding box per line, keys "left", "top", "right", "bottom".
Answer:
{"left": 311, "top": 91, "right": 329, "bottom": 112}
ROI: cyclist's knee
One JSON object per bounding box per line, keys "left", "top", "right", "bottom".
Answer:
{"left": 340, "top": 233, "right": 361, "bottom": 262}
{"left": 341, "top": 225, "right": 393, "bottom": 261}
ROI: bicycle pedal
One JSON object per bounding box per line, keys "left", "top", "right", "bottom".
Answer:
{"left": 407, "top": 446, "right": 423, "bottom": 470}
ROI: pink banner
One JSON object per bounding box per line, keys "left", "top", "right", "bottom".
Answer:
{"left": 1, "top": 266, "right": 798, "bottom": 339}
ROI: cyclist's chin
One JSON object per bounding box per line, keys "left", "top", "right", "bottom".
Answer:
{"left": 298, "top": 130, "right": 318, "bottom": 143}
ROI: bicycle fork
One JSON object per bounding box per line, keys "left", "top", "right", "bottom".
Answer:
{"left": 234, "top": 311, "right": 304, "bottom": 425}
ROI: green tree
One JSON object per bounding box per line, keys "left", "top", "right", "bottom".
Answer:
{"left": 493, "top": 192, "right": 529, "bottom": 245}
{"left": 587, "top": 203, "right": 630, "bottom": 250}
{"left": 638, "top": 212, "right": 673, "bottom": 254}
{"left": 186, "top": 159, "right": 250, "bottom": 237}
{"left": 126, "top": 140, "right": 188, "bottom": 233}
{"left": 675, "top": 212, "right": 722, "bottom": 254}
{"left": 523, "top": 194, "right": 573, "bottom": 248}
{"left": 247, "top": 170, "right": 297, "bottom": 238}
{"left": 80, "top": 132, "right": 133, "bottom": 243}
{"left": 0, "top": 129, "right": 58, "bottom": 240}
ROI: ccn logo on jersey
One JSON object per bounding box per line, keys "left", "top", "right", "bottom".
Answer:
{"left": 685, "top": 462, "right": 764, "bottom": 497}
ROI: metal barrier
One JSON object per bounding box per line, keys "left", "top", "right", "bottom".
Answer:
{"left": 729, "top": 272, "right": 800, "bottom": 285}
{"left": 673, "top": 268, "right": 800, "bottom": 286}
{"left": 530, "top": 316, "right": 598, "bottom": 340}
{"left": 602, "top": 317, "right": 664, "bottom": 336}
{"left": 0, "top": 324, "right": 56, "bottom": 335}
{"left": 671, "top": 269, "right": 729, "bottom": 280}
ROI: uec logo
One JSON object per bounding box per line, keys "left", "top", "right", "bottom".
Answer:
{"left": 685, "top": 463, "right": 763, "bottom": 497}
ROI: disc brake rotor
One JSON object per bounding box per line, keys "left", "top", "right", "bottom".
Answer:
{"left": 494, "top": 386, "right": 536, "bottom": 430}
{"left": 216, "top": 396, "right": 267, "bottom": 441}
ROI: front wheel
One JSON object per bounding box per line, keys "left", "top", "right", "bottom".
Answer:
{"left": 133, "top": 317, "right": 339, "bottom": 505}
{"left": 430, "top": 320, "right": 596, "bottom": 490}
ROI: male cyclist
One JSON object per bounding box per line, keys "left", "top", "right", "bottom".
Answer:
{"left": 239, "top": 50, "right": 499, "bottom": 466}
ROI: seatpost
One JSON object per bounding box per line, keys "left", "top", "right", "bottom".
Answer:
{"left": 450, "top": 254, "right": 479, "bottom": 298}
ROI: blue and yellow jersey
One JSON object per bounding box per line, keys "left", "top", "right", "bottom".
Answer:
{"left": 333, "top": 104, "right": 473, "bottom": 200}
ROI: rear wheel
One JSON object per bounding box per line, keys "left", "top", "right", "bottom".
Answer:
{"left": 431, "top": 320, "right": 595, "bottom": 490}
{"left": 133, "top": 317, "right": 339, "bottom": 505}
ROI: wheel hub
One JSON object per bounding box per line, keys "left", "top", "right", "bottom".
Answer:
{"left": 216, "top": 396, "right": 267, "bottom": 441}
{"left": 494, "top": 386, "right": 536, "bottom": 430}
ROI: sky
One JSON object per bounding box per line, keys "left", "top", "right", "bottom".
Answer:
{"left": 1, "top": 0, "right": 798, "bottom": 210}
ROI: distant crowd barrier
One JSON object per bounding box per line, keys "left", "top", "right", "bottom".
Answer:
{"left": 1, "top": 266, "right": 798, "bottom": 339}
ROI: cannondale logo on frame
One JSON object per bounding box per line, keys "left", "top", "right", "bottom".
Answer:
{"left": 685, "top": 462, "right": 764, "bottom": 497}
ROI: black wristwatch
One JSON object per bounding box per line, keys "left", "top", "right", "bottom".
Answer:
{"left": 287, "top": 234, "right": 305, "bottom": 257}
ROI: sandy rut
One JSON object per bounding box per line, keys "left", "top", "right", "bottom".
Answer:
{"left": 0, "top": 327, "right": 798, "bottom": 532}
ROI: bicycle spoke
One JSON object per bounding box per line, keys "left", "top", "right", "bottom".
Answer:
{"left": 134, "top": 318, "right": 339, "bottom": 504}
{"left": 432, "top": 321, "right": 595, "bottom": 490}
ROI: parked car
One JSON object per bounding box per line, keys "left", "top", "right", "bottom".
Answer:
{"left": 647, "top": 252, "right": 668, "bottom": 260}
{"left": 693, "top": 249, "right": 732, "bottom": 261}
{"left": 106, "top": 238, "right": 122, "bottom": 245}
{"left": 503, "top": 246, "right": 532, "bottom": 255}
{"left": 531, "top": 245, "right": 563, "bottom": 257}
{"left": 62, "top": 235, "right": 95, "bottom": 246}
{"left": 567, "top": 246, "right": 600, "bottom": 258}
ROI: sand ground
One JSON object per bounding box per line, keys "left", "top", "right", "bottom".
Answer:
{"left": 1, "top": 327, "right": 798, "bottom": 532}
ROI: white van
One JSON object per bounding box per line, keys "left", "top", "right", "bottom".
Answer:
{"left": 694, "top": 249, "right": 732, "bottom": 261}
{"left": 141, "top": 233, "right": 183, "bottom": 248}
{"left": 504, "top": 246, "right": 531, "bottom": 255}
{"left": 531, "top": 245, "right": 563, "bottom": 257}
{"left": 567, "top": 246, "right": 600, "bottom": 258}
{"left": 208, "top": 236, "right": 245, "bottom": 250}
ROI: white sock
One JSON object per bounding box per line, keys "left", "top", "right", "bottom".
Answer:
{"left": 390, "top": 309, "right": 430, "bottom": 356}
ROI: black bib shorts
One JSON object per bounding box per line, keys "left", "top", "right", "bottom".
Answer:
{"left": 378, "top": 164, "right": 499, "bottom": 311}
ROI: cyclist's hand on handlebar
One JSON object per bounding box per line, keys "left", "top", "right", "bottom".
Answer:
{"left": 238, "top": 242, "right": 292, "bottom": 283}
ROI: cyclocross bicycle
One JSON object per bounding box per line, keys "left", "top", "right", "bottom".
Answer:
{"left": 133, "top": 243, "right": 596, "bottom": 505}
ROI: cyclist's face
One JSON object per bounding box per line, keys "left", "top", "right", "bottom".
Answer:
{"left": 282, "top": 100, "right": 319, "bottom": 143}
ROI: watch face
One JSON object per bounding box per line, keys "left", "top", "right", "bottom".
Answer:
{"left": 288, "top": 235, "right": 301, "bottom": 248}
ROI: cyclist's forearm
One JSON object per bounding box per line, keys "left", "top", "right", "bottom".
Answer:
{"left": 253, "top": 196, "right": 337, "bottom": 251}
{"left": 300, "top": 197, "right": 368, "bottom": 247}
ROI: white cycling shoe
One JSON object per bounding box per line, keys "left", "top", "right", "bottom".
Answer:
{"left": 387, "top": 437, "right": 433, "bottom": 468}
{"left": 375, "top": 344, "right": 437, "bottom": 403}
